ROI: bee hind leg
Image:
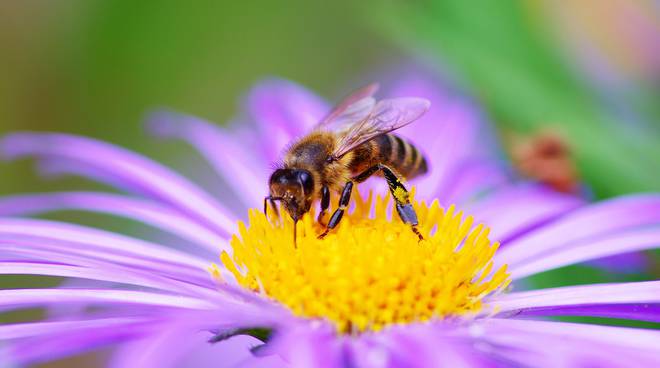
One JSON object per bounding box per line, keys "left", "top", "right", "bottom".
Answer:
{"left": 318, "top": 181, "right": 353, "bottom": 239}
{"left": 353, "top": 164, "right": 423, "bottom": 241}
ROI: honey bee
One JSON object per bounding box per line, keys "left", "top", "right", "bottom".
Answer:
{"left": 265, "top": 83, "right": 431, "bottom": 244}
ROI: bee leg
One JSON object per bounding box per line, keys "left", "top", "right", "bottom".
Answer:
{"left": 318, "top": 181, "right": 353, "bottom": 239}
{"left": 263, "top": 196, "right": 270, "bottom": 214}
{"left": 317, "top": 185, "right": 330, "bottom": 227}
{"left": 270, "top": 199, "right": 279, "bottom": 218}
{"left": 263, "top": 196, "right": 280, "bottom": 218}
{"left": 354, "top": 164, "right": 423, "bottom": 241}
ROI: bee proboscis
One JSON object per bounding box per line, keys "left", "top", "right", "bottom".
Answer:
{"left": 266, "top": 83, "right": 430, "bottom": 244}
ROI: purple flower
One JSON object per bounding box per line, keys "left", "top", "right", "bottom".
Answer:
{"left": 1, "top": 76, "right": 659, "bottom": 367}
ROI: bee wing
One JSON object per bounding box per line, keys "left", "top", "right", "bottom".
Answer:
{"left": 332, "top": 97, "right": 430, "bottom": 159}
{"left": 316, "top": 83, "right": 380, "bottom": 131}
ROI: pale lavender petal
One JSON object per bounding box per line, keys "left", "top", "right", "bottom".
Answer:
{"left": 468, "top": 183, "right": 585, "bottom": 243}
{"left": 508, "top": 228, "right": 660, "bottom": 279}
{"left": 496, "top": 194, "right": 660, "bottom": 267}
{"left": 110, "top": 329, "right": 275, "bottom": 368}
{"left": 505, "top": 303, "right": 660, "bottom": 322}
{"left": 235, "top": 356, "right": 288, "bottom": 368}
{"left": 0, "top": 317, "right": 152, "bottom": 339}
{"left": 0, "top": 217, "right": 211, "bottom": 271}
{"left": 146, "top": 111, "right": 268, "bottom": 210}
{"left": 0, "top": 192, "right": 227, "bottom": 254}
{"left": 479, "top": 319, "right": 660, "bottom": 366}
{"left": 245, "top": 79, "right": 328, "bottom": 161}
{"left": 263, "top": 322, "right": 346, "bottom": 368}
{"left": 363, "top": 324, "right": 489, "bottom": 368}
{"left": 0, "top": 133, "right": 236, "bottom": 235}
{"left": 36, "top": 157, "right": 152, "bottom": 196}
{"left": 0, "top": 288, "right": 216, "bottom": 311}
{"left": 0, "top": 217, "right": 217, "bottom": 287}
{"left": 492, "top": 280, "right": 660, "bottom": 322}
{"left": 389, "top": 72, "right": 499, "bottom": 156}
{"left": 412, "top": 103, "right": 480, "bottom": 201}
{"left": 0, "top": 319, "right": 159, "bottom": 366}
{"left": 0, "top": 260, "right": 215, "bottom": 297}
{"left": 265, "top": 321, "right": 483, "bottom": 368}
{"left": 438, "top": 159, "right": 510, "bottom": 206}
{"left": 1, "top": 241, "right": 213, "bottom": 288}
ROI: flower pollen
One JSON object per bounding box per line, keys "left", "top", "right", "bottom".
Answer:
{"left": 217, "top": 190, "right": 510, "bottom": 334}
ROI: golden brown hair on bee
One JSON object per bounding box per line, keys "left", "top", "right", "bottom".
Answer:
{"left": 267, "top": 82, "right": 431, "bottom": 243}
{"left": 283, "top": 131, "right": 351, "bottom": 194}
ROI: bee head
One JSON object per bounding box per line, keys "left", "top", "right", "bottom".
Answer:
{"left": 268, "top": 168, "right": 314, "bottom": 221}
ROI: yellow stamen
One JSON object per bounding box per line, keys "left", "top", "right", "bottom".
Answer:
{"left": 215, "top": 190, "right": 510, "bottom": 334}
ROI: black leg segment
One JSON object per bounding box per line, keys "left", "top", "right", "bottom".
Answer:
{"left": 318, "top": 181, "right": 353, "bottom": 239}
{"left": 353, "top": 164, "right": 423, "bottom": 240}
{"left": 263, "top": 196, "right": 280, "bottom": 218}
{"left": 317, "top": 185, "right": 330, "bottom": 226}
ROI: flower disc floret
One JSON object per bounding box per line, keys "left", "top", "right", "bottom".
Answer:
{"left": 217, "top": 191, "right": 510, "bottom": 333}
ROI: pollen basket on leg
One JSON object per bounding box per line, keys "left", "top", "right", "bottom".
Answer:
{"left": 216, "top": 189, "right": 510, "bottom": 334}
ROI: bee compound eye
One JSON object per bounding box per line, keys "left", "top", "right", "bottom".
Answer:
{"left": 297, "top": 170, "right": 314, "bottom": 194}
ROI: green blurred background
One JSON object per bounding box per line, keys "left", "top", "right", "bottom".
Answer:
{"left": 1, "top": 0, "right": 659, "bottom": 197}
{"left": 0, "top": 0, "right": 659, "bottom": 365}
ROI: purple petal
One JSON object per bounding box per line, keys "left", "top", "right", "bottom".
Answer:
{"left": 496, "top": 194, "right": 660, "bottom": 267}
{"left": 438, "top": 159, "right": 510, "bottom": 205}
{"left": 504, "top": 303, "right": 660, "bottom": 323}
{"left": 110, "top": 330, "right": 280, "bottom": 368}
{"left": 468, "top": 183, "right": 585, "bottom": 243}
{"left": 588, "top": 252, "right": 650, "bottom": 273}
{"left": 0, "top": 260, "right": 215, "bottom": 297}
{"left": 0, "top": 192, "right": 227, "bottom": 254}
{"left": 10, "top": 307, "right": 281, "bottom": 367}
{"left": 0, "top": 133, "right": 236, "bottom": 235}
{"left": 0, "top": 319, "right": 159, "bottom": 366}
{"left": 411, "top": 104, "right": 481, "bottom": 201}
{"left": 388, "top": 72, "right": 499, "bottom": 156}
{"left": 363, "top": 324, "right": 490, "bottom": 368}
{"left": 0, "top": 217, "right": 217, "bottom": 287}
{"left": 479, "top": 319, "right": 660, "bottom": 366}
{"left": 0, "top": 317, "right": 152, "bottom": 339}
{"left": 1, "top": 241, "right": 213, "bottom": 288}
{"left": 37, "top": 157, "right": 152, "bottom": 196}
{"left": 263, "top": 322, "right": 347, "bottom": 368}
{"left": 146, "top": 111, "right": 268, "bottom": 210}
{"left": 245, "top": 79, "right": 328, "bottom": 161}
{"left": 492, "top": 280, "right": 660, "bottom": 322}
{"left": 0, "top": 288, "right": 216, "bottom": 311}
{"left": 508, "top": 228, "right": 660, "bottom": 279}
{"left": 0, "top": 217, "right": 210, "bottom": 270}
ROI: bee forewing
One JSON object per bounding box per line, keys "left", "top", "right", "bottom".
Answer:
{"left": 370, "top": 98, "right": 431, "bottom": 128}
{"left": 332, "top": 97, "right": 431, "bottom": 159}
{"left": 317, "top": 83, "right": 379, "bottom": 131}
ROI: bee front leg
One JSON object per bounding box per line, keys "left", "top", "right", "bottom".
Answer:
{"left": 318, "top": 181, "right": 353, "bottom": 239}
{"left": 263, "top": 196, "right": 279, "bottom": 218}
{"left": 317, "top": 186, "right": 330, "bottom": 227}
{"left": 354, "top": 164, "right": 423, "bottom": 241}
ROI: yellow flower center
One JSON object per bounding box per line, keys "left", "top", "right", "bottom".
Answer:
{"left": 214, "top": 190, "right": 510, "bottom": 334}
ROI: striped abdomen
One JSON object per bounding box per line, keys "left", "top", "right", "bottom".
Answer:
{"left": 349, "top": 134, "right": 428, "bottom": 179}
